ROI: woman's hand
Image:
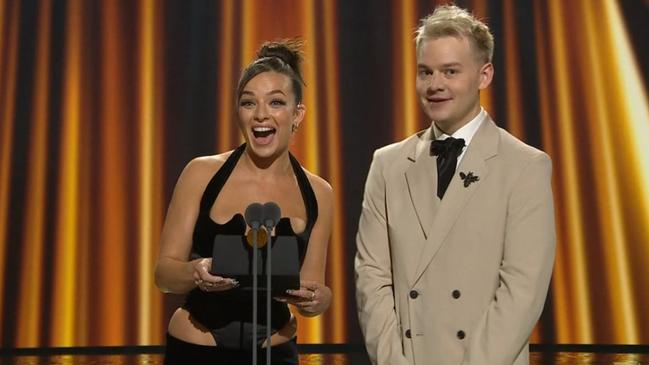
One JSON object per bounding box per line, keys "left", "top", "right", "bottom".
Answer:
{"left": 274, "top": 280, "right": 331, "bottom": 316}
{"left": 191, "top": 258, "right": 239, "bottom": 292}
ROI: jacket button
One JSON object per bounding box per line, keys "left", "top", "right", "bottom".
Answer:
{"left": 409, "top": 290, "right": 419, "bottom": 299}
{"left": 405, "top": 329, "right": 411, "bottom": 338}
{"left": 457, "top": 330, "right": 466, "bottom": 340}
{"left": 452, "top": 290, "right": 461, "bottom": 299}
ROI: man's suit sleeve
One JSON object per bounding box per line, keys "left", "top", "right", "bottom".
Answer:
{"left": 462, "top": 153, "right": 556, "bottom": 365}
{"left": 355, "top": 150, "right": 410, "bottom": 365}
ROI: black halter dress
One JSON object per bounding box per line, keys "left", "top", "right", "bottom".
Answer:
{"left": 182, "top": 144, "right": 318, "bottom": 350}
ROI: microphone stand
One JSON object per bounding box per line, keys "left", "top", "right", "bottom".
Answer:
{"left": 265, "top": 222, "right": 272, "bottom": 365}
{"left": 262, "top": 202, "right": 281, "bottom": 365}
{"left": 252, "top": 225, "right": 259, "bottom": 365}
{"left": 245, "top": 202, "right": 263, "bottom": 365}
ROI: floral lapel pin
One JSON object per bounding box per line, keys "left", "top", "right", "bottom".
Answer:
{"left": 459, "top": 171, "right": 479, "bottom": 188}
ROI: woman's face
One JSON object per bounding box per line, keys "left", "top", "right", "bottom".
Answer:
{"left": 238, "top": 71, "right": 305, "bottom": 159}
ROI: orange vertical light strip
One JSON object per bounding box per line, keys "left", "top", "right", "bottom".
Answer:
{"left": 472, "top": 0, "right": 493, "bottom": 114}
{"left": 217, "top": 0, "right": 235, "bottom": 151}
{"left": 137, "top": 0, "right": 160, "bottom": 345}
{"left": 238, "top": 0, "right": 255, "bottom": 148}
{"left": 546, "top": 0, "right": 592, "bottom": 343}
{"left": 240, "top": 0, "right": 255, "bottom": 75}
{"left": 604, "top": 1, "right": 649, "bottom": 328}
{"left": 603, "top": 2, "right": 649, "bottom": 207}
{"left": 532, "top": 0, "right": 571, "bottom": 343}
{"left": 394, "top": 0, "right": 417, "bottom": 139}
{"left": 301, "top": 0, "right": 319, "bottom": 175}
{"left": 152, "top": 1, "right": 166, "bottom": 344}
{"left": 51, "top": 0, "right": 82, "bottom": 346}
{"left": 16, "top": 0, "right": 51, "bottom": 347}
{"left": 99, "top": 0, "right": 127, "bottom": 344}
{"left": 0, "top": 0, "right": 4, "bottom": 73}
{"left": 76, "top": 108, "right": 91, "bottom": 345}
{"left": 580, "top": 0, "right": 638, "bottom": 343}
{"left": 75, "top": 72, "right": 92, "bottom": 345}
{"left": 321, "top": 0, "right": 347, "bottom": 343}
{"left": 595, "top": 0, "right": 645, "bottom": 342}
{"left": 501, "top": 0, "right": 524, "bottom": 139}
{"left": 295, "top": 0, "right": 322, "bottom": 344}
{"left": 0, "top": 0, "right": 19, "bottom": 344}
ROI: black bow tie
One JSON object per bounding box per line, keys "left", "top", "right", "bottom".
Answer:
{"left": 430, "top": 137, "right": 466, "bottom": 158}
{"left": 430, "top": 137, "right": 465, "bottom": 199}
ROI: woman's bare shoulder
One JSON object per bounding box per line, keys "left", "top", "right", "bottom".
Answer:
{"left": 301, "top": 168, "right": 333, "bottom": 202}
{"left": 176, "top": 151, "right": 235, "bottom": 189}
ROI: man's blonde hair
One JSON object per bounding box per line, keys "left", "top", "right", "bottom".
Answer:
{"left": 415, "top": 4, "right": 494, "bottom": 64}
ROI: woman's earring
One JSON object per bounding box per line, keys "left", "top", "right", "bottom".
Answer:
{"left": 291, "top": 124, "right": 298, "bottom": 132}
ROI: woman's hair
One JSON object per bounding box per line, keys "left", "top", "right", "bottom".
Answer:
{"left": 237, "top": 39, "right": 305, "bottom": 104}
{"left": 415, "top": 5, "right": 494, "bottom": 64}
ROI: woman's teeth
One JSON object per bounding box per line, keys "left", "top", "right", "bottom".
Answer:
{"left": 252, "top": 126, "right": 276, "bottom": 138}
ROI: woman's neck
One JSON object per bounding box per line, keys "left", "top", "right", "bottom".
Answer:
{"left": 241, "top": 147, "right": 292, "bottom": 178}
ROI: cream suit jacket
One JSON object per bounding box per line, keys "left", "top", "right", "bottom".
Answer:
{"left": 355, "top": 115, "right": 556, "bottom": 365}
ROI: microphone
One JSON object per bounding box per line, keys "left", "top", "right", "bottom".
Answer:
{"left": 262, "top": 202, "right": 281, "bottom": 229}
{"left": 244, "top": 203, "right": 264, "bottom": 230}
{"left": 245, "top": 203, "right": 267, "bottom": 248}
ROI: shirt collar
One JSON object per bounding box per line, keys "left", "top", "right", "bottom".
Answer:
{"left": 432, "top": 107, "right": 486, "bottom": 146}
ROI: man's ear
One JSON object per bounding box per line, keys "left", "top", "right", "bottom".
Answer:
{"left": 478, "top": 62, "right": 494, "bottom": 90}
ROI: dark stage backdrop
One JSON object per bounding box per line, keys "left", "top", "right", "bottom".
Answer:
{"left": 0, "top": 0, "right": 648, "bottom": 347}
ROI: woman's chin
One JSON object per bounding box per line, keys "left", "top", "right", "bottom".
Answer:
{"left": 248, "top": 137, "right": 285, "bottom": 159}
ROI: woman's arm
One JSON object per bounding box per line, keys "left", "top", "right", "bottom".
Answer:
{"left": 154, "top": 156, "right": 236, "bottom": 294}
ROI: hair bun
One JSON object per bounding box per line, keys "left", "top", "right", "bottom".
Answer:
{"left": 256, "top": 39, "right": 304, "bottom": 79}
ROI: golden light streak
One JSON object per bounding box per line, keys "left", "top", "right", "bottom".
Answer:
{"left": 151, "top": 2, "right": 166, "bottom": 343}
{"left": 138, "top": 0, "right": 159, "bottom": 345}
{"left": 581, "top": 0, "right": 638, "bottom": 343}
{"left": 75, "top": 92, "right": 91, "bottom": 346}
{"left": 301, "top": 0, "right": 319, "bottom": 175}
{"left": 100, "top": 0, "right": 127, "bottom": 344}
{"left": 217, "top": 0, "right": 235, "bottom": 151}
{"left": 501, "top": 0, "right": 524, "bottom": 139}
{"left": 16, "top": 0, "right": 51, "bottom": 347}
{"left": 322, "top": 0, "right": 347, "bottom": 343}
{"left": 472, "top": 0, "right": 494, "bottom": 113}
{"left": 532, "top": 0, "right": 572, "bottom": 343}
{"left": 607, "top": 4, "right": 649, "bottom": 198}
{"left": 0, "top": 1, "right": 5, "bottom": 85}
{"left": 51, "top": 0, "right": 82, "bottom": 346}
{"left": 547, "top": 0, "right": 592, "bottom": 343}
{"left": 237, "top": 0, "right": 255, "bottom": 151}
{"left": 240, "top": 0, "right": 255, "bottom": 77}
{"left": 604, "top": 1, "right": 649, "bottom": 315}
{"left": 0, "top": 0, "right": 19, "bottom": 344}
{"left": 395, "top": 0, "right": 417, "bottom": 139}
{"left": 294, "top": 0, "right": 322, "bottom": 343}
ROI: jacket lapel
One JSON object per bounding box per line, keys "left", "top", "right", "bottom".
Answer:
{"left": 412, "top": 116, "right": 500, "bottom": 284}
{"left": 404, "top": 128, "right": 438, "bottom": 240}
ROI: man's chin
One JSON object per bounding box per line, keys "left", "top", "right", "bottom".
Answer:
{"left": 425, "top": 111, "right": 449, "bottom": 124}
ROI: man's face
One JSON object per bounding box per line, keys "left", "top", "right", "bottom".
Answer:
{"left": 415, "top": 36, "right": 493, "bottom": 134}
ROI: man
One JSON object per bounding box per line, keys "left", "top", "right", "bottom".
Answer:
{"left": 355, "top": 5, "right": 555, "bottom": 365}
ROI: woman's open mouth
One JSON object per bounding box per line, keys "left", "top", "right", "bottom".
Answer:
{"left": 251, "top": 126, "right": 276, "bottom": 145}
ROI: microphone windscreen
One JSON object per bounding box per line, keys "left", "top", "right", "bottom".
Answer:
{"left": 244, "top": 203, "right": 264, "bottom": 229}
{"left": 262, "top": 202, "right": 281, "bottom": 228}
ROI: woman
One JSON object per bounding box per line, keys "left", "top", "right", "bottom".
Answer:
{"left": 155, "top": 39, "right": 333, "bottom": 364}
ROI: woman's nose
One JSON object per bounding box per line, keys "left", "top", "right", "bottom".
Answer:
{"left": 253, "top": 104, "right": 269, "bottom": 121}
